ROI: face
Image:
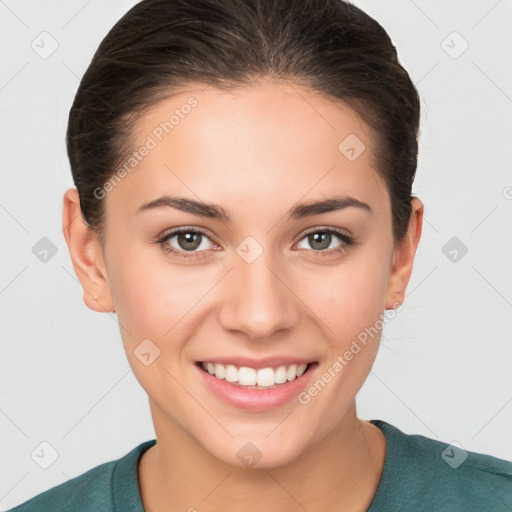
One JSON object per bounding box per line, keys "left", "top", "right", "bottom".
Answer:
{"left": 72, "top": 80, "right": 419, "bottom": 468}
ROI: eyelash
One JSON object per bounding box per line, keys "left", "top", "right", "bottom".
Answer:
{"left": 156, "top": 226, "right": 355, "bottom": 260}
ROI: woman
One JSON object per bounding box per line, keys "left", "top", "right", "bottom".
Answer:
{"left": 8, "top": 0, "right": 512, "bottom": 510}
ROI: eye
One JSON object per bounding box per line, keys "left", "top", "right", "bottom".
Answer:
{"left": 158, "top": 227, "right": 217, "bottom": 259}
{"left": 295, "top": 227, "right": 354, "bottom": 256}
{"left": 157, "top": 226, "right": 355, "bottom": 260}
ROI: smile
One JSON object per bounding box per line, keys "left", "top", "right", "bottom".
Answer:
{"left": 198, "top": 361, "right": 311, "bottom": 389}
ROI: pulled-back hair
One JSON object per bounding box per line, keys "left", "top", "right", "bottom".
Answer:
{"left": 66, "top": 0, "right": 420, "bottom": 242}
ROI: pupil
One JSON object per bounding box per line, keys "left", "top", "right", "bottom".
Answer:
{"left": 310, "top": 232, "right": 330, "bottom": 250}
{"left": 179, "top": 232, "right": 201, "bottom": 250}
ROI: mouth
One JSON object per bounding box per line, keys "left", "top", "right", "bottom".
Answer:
{"left": 196, "top": 361, "right": 317, "bottom": 390}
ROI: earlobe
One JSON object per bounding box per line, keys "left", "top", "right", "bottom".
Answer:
{"left": 385, "top": 197, "right": 424, "bottom": 310}
{"left": 62, "top": 188, "right": 115, "bottom": 313}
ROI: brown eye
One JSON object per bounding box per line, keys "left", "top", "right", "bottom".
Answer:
{"left": 296, "top": 228, "right": 353, "bottom": 255}
{"left": 158, "top": 227, "right": 216, "bottom": 259}
{"left": 175, "top": 231, "right": 203, "bottom": 251}
{"left": 307, "top": 232, "right": 333, "bottom": 251}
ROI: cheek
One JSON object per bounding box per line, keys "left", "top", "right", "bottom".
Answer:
{"left": 108, "top": 247, "right": 217, "bottom": 344}
{"left": 107, "top": 255, "right": 208, "bottom": 391}
{"left": 306, "top": 252, "right": 391, "bottom": 342}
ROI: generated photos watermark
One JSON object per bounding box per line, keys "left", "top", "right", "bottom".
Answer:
{"left": 93, "top": 96, "right": 198, "bottom": 200}
{"left": 297, "top": 302, "right": 403, "bottom": 405}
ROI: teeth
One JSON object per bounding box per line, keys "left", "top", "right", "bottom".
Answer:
{"left": 286, "top": 364, "right": 297, "bottom": 381}
{"left": 238, "top": 367, "right": 256, "bottom": 386}
{"left": 275, "top": 366, "right": 287, "bottom": 384}
{"left": 225, "top": 364, "right": 238, "bottom": 383}
{"left": 214, "top": 363, "right": 225, "bottom": 379}
{"left": 297, "top": 363, "right": 307, "bottom": 377}
{"left": 256, "top": 367, "right": 275, "bottom": 387}
{"left": 200, "top": 361, "right": 310, "bottom": 387}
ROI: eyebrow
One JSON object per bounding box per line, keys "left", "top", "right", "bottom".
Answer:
{"left": 136, "top": 194, "right": 373, "bottom": 221}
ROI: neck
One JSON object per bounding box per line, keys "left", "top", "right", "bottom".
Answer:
{"left": 138, "top": 401, "right": 386, "bottom": 512}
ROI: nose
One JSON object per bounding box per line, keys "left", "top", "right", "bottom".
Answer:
{"left": 217, "top": 249, "right": 301, "bottom": 341}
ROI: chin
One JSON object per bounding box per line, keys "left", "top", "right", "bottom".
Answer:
{"left": 202, "top": 430, "right": 310, "bottom": 470}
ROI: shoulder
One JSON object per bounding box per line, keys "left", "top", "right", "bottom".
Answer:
{"left": 369, "top": 419, "right": 512, "bottom": 511}
{"left": 7, "top": 459, "right": 118, "bottom": 512}
{"left": 6, "top": 440, "right": 156, "bottom": 512}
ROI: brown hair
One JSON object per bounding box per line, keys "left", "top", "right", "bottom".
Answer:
{"left": 66, "top": 0, "right": 420, "bottom": 242}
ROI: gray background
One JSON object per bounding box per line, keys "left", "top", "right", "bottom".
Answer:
{"left": 1, "top": 0, "right": 511, "bottom": 508}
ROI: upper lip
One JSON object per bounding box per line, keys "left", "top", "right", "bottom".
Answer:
{"left": 196, "top": 356, "right": 316, "bottom": 370}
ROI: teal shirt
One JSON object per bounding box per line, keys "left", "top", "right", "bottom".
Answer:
{"left": 7, "top": 419, "right": 512, "bottom": 511}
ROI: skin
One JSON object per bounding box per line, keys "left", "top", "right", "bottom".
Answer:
{"left": 63, "top": 79, "right": 423, "bottom": 511}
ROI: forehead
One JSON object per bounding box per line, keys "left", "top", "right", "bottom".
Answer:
{"left": 106, "top": 80, "right": 389, "bottom": 221}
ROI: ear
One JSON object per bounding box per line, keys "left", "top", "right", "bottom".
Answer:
{"left": 385, "top": 197, "right": 424, "bottom": 309}
{"left": 62, "top": 188, "right": 115, "bottom": 313}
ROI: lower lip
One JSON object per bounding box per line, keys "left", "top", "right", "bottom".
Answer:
{"left": 195, "top": 362, "right": 318, "bottom": 412}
